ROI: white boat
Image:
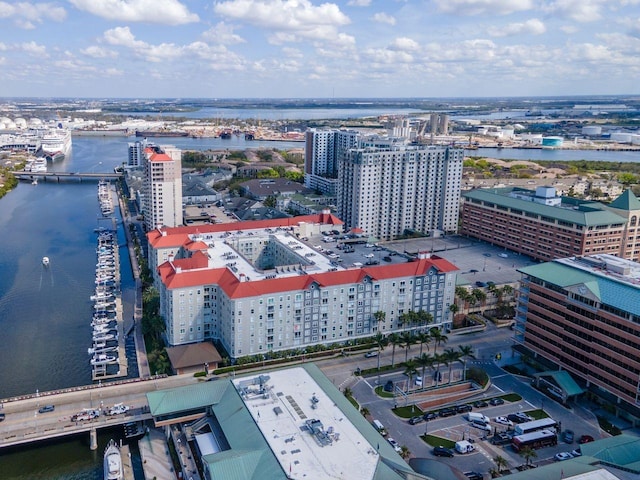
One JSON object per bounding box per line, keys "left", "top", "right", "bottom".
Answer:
{"left": 40, "top": 127, "right": 72, "bottom": 161}
{"left": 42, "top": 256, "right": 50, "bottom": 266}
{"left": 91, "top": 353, "right": 117, "bottom": 365}
{"left": 104, "top": 439, "right": 123, "bottom": 480}
{"left": 92, "top": 332, "right": 117, "bottom": 342}
{"left": 32, "top": 178, "right": 38, "bottom": 185}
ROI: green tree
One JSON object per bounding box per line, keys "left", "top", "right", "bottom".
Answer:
{"left": 458, "top": 345, "right": 475, "bottom": 381}
{"left": 400, "top": 331, "right": 416, "bottom": 363}
{"left": 618, "top": 173, "right": 638, "bottom": 186}
{"left": 414, "top": 353, "right": 435, "bottom": 386}
{"left": 416, "top": 331, "right": 431, "bottom": 357}
{"left": 403, "top": 360, "right": 418, "bottom": 391}
{"left": 400, "top": 445, "right": 411, "bottom": 459}
{"left": 519, "top": 446, "right": 537, "bottom": 468}
{"left": 493, "top": 455, "right": 508, "bottom": 474}
{"left": 429, "top": 327, "right": 448, "bottom": 355}
{"left": 443, "top": 347, "right": 461, "bottom": 384}
{"left": 388, "top": 333, "right": 401, "bottom": 367}
{"left": 360, "top": 406, "right": 370, "bottom": 418}
{"left": 263, "top": 195, "right": 277, "bottom": 208}
{"left": 373, "top": 310, "right": 386, "bottom": 330}
{"left": 432, "top": 352, "right": 447, "bottom": 387}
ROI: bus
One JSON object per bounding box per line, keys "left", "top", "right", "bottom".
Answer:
{"left": 514, "top": 417, "right": 557, "bottom": 436}
{"left": 512, "top": 429, "right": 557, "bottom": 452}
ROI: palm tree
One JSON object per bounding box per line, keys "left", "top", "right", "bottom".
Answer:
{"left": 388, "top": 333, "right": 401, "bottom": 367}
{"left": 432, "top": 352, "right": 447, "bottom": 387}
{"left": 414, "top": 353, "right": 435, "bottom": 386}
{"left": 429, "top": 327, "right": 448, "bottom": 355}
{"left": 373, "top": 310, "right": 386, "bottom": 331}
{"left": 403, "top": 360, "right": 417, "bottom": 391}
{"left": 519, "top": 446, "right": 537, "bottom": 468}
{"left": 400, "top": 331, "right": 416, "bottom": 363}
{"left": 372, "top": 332, "right": 389, "bottom": 385}
{"left": 400, "top": 445, "right": 411, "bottom": 459}
{"left": 360, "top": 406, "right": 370, "bottom": 418}
{"left": 343, "top": 387, "right": 353, "bottom": 398}
{"left": 493, "top": 455, "right": 508, "bottom": 474}
{"left": 416, "top": 331, "right": 431, "bottom": 357}
{"left": 470, "top": 288, "right": 487, "bottom": 311}
{"left": 443, "top": 348, "right": 461, "bottom": 384}
{"left": 458, "top": 345, "right": 475, "bottom": 381}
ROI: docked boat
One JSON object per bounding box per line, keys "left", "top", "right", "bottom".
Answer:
{"left": 92, "top": 332, "right": 117, "bottom": 342}
{"left": 42, "top": 256, "right": 50, "bottom": 267}
{"left": 91, "top": 353, "right": 117, "bottom": 365}
{"left": 40, "top": 127, "right": 72, "bottom": 161}
{"left": 103, "top": 439, "right": 123, "bottom": 480}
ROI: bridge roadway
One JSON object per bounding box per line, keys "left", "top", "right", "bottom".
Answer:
{"left": 12, "top": 171, "right": 122, "bottom": 182}
{"left": 0, "top": 374, "right": 199, "bottom": 449}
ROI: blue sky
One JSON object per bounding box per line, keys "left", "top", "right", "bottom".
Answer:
{"left": 1, "top": 0, "right": 639, "bottom": 98}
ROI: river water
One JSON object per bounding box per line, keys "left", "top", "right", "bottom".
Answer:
{"left": 0, "top": 135, "right": 638, "bottom": 478}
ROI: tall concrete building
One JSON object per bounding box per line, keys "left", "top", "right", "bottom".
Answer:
{"left": 337, "top": 143, "right": 464, "bottom": 240}
{"left": 304, "top": 128, "right": 359, "bottom": 196}
{"left": 142, "top": 144, "right": 183, "bottom": 230}
{"left": 515, "top": 254, "right": 640, "bottom": 421}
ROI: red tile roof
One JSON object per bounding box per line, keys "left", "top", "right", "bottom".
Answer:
{"left": 148, "top": 213, "right": 344, "bottom": 249}
{"left": 159, "top": 255, "right": 458, "bottom": 299}
{"left": 149, "top": 152, "right": 173, "bottom": 162}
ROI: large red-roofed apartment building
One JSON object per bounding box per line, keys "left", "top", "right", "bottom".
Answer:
{"left": 147, "top": 212, "right": 458, "bottom": 359}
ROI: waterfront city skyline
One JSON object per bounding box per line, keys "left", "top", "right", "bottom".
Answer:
{"left": 1, "top": 0, "right": 639, "bottom": 99}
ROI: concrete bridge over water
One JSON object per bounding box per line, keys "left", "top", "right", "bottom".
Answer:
{"left": 12, "top": 171, "right": 123, "bottom": 182}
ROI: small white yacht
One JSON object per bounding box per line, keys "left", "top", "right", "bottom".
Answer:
{"left": 42, "top": 256, "right": 50, "bottom": 267}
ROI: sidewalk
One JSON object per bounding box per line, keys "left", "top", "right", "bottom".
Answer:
{"left": 139, "top": 428, "right": 175, "bottom": 480}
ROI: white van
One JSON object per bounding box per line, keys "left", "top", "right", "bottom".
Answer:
{"left": 466, "top": 412, "right": 490, "bottom": 424}
{"left": 455, "top": 440, "right": 476, "bottom": 454}
{"left": 471, "top": 419, "right": 492, "bottom": 432}
{"left": 372, "top": 419, "right": 387, "bottom": 436}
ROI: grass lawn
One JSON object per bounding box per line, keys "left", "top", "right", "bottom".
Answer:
{"left": 393, "top": 405, "right": 424, "bottom": 418}
{"left": 502, "top": 393, "right": 523, "bottom": 402}
{"left": 421, "top": 434, "right": 456, "bottom": 448}
{"left": 374, "top": 385, "right": 394, "bottom": 398}
{"left": 526, "top": 408, "right": 548, "bottom": 420}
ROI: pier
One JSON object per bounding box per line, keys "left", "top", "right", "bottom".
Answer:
{"left": 12, "top": 171, "right": 122, "bottom": 182}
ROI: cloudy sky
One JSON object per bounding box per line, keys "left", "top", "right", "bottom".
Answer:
{"left": 1, "top": 0, "right": 639, "bottom": 98}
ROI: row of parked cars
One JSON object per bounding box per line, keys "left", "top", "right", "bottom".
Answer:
{"left": 408, "top": 398, "right": 507, "bottom": 425}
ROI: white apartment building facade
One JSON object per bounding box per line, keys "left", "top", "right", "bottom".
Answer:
{"left": 148, "top": 216, "right": 458, "bottom": 359}
{"left": 304, "top": 129, "right": 359, "bottom": 196}
{"left": 142, "top": 145, "right": 183, "bottom": 231}
{"left": 337, "top": 144, "right": 464, "bottom": 240}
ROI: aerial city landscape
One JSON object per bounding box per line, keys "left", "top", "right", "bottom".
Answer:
{"left": 1, "top": 1, "right": 640, "bottom": 480}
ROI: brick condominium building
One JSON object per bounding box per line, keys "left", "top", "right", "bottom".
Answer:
{"left": 461, "top": 186, "right": 640, "bottom": 262}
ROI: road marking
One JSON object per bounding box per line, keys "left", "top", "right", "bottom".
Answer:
{"left": 493, "top": 385, "right": 504, "bottom": 392}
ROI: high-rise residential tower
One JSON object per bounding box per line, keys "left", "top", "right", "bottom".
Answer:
{"left": 304, "top": 128, "right": 359, "bottom": 196}
{"left": 337, "top": 142, "right": 464, "bottom": 240}
{"left": 142, "top": 144, "right": 183, "bottom": 230}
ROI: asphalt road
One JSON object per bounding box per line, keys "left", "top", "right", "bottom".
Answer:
{"left": 318, "top": 325, "right": 604, "bottom": 476}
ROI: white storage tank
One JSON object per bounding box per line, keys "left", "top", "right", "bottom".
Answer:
{"left": 610, "top": 132, "right": 633, "bottom": 143}
{"left": 581, "top": 126, "right": 602, "bottom": 135}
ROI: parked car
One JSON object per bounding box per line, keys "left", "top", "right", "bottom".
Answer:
{"left": 456, "top": 404, "right": 473, "bottom": 413}
{"left": 423, "top": 412, "right": 438, "bottom": 421}
{"left": 387, "top": 437, "right": 402, "bottom": 453}
{"left": 0, "top": 413, "right": 5, "bottom": 422}
{"left": 415, "top": 376, "right": 423, "bottom": 387}
{"left": 38, "top": 405, "right": 55, "bottom": 414}
{"left": 571, "top": 448, "right": 582, "bottom": 457}
{"left": 554, "top": 452, "right": 573, "bottom": 461}
{"left": 384, "top": 381, "right": 394, "bottom": 392}
{"left": 464, "top": 472, "right": 484, "bottom": 480}
{"left": 494, "top": 416, "right": 513, "bottom": 427}
{"left": 489, "top": 398, "right": 504, "bottom": 406}
{"left": 507, "top": 412, "right": 533, "bottom": 423}
{"left": 439, "top": 407, "right": 457, "bottom": 418}
{"left": 409, "top": 416, "right": 424, "bottom": 425}
{"left": 578, "top": 435, "right": 594, "bottom": 444}
{"left": 364, "top": 351, "right": 378, "bottom": 358}
{"left": 562, "top": 429, "right": 575, "bottom": 443}
{"left": 473, "top": 400, "right": 488, "bottom": 408}
{"left": 433, "top": 446, "right": 454, "bottom": 457}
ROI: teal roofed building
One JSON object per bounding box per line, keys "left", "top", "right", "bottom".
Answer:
{"left": 146, "top": 363, "right": 436, "bottom": 480}
{"left": 514, "top": 254, "right": 640, "bottom": 424}
{"left": 461, "top": 187, "right": 640, "bottom": 262}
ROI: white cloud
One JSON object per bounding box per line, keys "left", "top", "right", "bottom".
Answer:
{"left": 69, "top": 0, "right": 199, "bottom": 25}
{"left": 80, "top": 45, "right": 118, "bottom": 58}
{"left": 543, "top": 0, "right": 604, "bottom": 23}
{"left": 105, "top": 68, "right": 123, "bottom": 76}
{"left": 433, "top": 0, "right": 534, "bottom": 16}
{"left": 488, "top": 18, "right": 546, "bottom": 37}
{"left": 202, "top": 22, "right": 246, "bottom": 45}
{"left": 347, "top": 0, "right": 371, "bottom": 5}
{"left": 0, "top": 2, "right": 66, "bottom": 27}
{"left": 282, "top": 46, "right": 304, "bottom": 58}
{"left": 214, "top": 0, "right": 353, "bottom": 45}
{"left": 20, "top": 41, "right": 47, "bottom": 57}
{"left": 560, "top": 24, "right": 579, "bottom": 34}
{"left": 371, "top": 12, "right": 396, "bottom": 25}
{"left": 389, "top": 37, "right": 420, "bottom": 52}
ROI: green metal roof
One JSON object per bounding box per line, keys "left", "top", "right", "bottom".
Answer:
{"left": 146, "top": 381, "right": 230, "bottom": 417}
{"left": 500, "top": 455, "right": 605, "bottom": 480}
{"left": 463, "top": 188, "right": 627, "bottom": 226}
{"left": 533, "top": 370, "right": 584, "bottom": 397}
{"left": 608, "top": 189, "right": 640, "bottom": 211}
{"left": 519, "top": 262, "right": 640, "bottom": 317}
{"left": 579, "top": 434, "right": 640, "bottom": 473}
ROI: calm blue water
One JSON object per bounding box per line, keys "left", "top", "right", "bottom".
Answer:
{"left": 466, "top": 147, "right": 640, "bottom": 163}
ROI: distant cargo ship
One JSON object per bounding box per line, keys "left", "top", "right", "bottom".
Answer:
{"left": 135, "top": 130, "right": 188, "bottom": 137}
{"left": 72, "top": 129, "right": 130, "bottom": 137}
